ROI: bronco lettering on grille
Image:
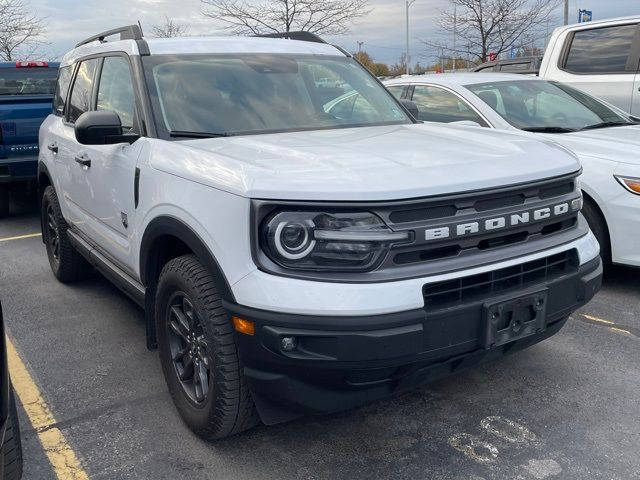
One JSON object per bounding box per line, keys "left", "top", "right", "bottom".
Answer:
{"left": 425, "top": 202, "right": 570, "bottom": 241}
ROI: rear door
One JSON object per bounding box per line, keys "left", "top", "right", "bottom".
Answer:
{"left": 69, "top": 55, "right": 142, "bottom": 271}
{"left": 559, "top": 22, "right": 640, "bottom": 114}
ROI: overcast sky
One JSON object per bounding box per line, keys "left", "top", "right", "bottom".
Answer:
{"left": 31, "top": 0, "right": 640, "bottom": 64}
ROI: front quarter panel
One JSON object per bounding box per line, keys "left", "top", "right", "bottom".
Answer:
{"left": 135, "top": 149, "right": 256, "bottom": 287}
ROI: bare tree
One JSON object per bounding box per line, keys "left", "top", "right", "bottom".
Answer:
{"left": 424, "top": 0, "right": 561, "bottom": 64}
{"left": 0, "top": 0, "right": 46, "bottom": 61}
{"left": 152, "top": 15, "right": 189, "bottom": 38}
{"left": 201, "top": 0, "right": 371, "bottom": 36}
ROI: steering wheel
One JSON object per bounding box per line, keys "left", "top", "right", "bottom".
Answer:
{"left": 551, "top": 112, "right": 568, "bottom": 124}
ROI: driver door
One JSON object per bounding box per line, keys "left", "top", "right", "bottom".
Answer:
{"left": 70, "top": 55, "right": 142, "bottom": 273}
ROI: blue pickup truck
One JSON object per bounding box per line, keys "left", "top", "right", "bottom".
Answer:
{"left": 0, "top": 61, "right": 58, "bottom": 216}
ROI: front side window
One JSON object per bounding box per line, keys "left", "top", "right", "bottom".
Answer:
{"left": 410, "top": 85, "right": 486, "bottom": 125}
{"left": 386, "top": 85, "right": 406, "bottom": 99}
{"left": 53, "top": 66, "right": 72, "bottom": 116}
{"left": 68, "top": 58, "right": 99, "bottom": 124}
{"left": 143, "top": 54, "right": 410, "bottom": 138}
{"left": 97, "top": 56, "right": 136, "bottom": 130}
{"left": 466, "top": 80, "right": 632, "bottom": 131}
{"left": 564, "top": 24, "right": 638, "bottom": 74}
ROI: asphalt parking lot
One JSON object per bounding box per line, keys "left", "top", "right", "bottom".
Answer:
{"left": 0, "top": 190, "right": 638, "bottom": 480}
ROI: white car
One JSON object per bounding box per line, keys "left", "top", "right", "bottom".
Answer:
{"left": 39, "top": 27, "right": 601, "bottom": 439}
{"left": 385, "top": 73, "right": 640, "bottom": 269}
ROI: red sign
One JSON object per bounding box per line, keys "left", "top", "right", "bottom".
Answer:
{"left": 488, "top": 52, "right": 497, "bottom": 62}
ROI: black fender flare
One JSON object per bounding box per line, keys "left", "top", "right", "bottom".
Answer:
{"left": 139, "top": 215, "right": 235, "bottom": 302}
{"left": 140, "top": 216, "right": 236, "bottom": 350}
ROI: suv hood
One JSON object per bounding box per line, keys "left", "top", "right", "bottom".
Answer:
{"left": 541, "top": 126, "right": 640, "bottom": 166}
{"left": 150, "top": 124, "right": 580, "bottom": 201}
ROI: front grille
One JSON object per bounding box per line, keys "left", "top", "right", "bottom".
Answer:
{"left": 423, "top": 250, "right": 578, "bottom": 309}
{"left": 387, "top": 177, "right": 575, "bottom": 224}
{"left": 382, "top": 175, "right": 580, "bottom": 267}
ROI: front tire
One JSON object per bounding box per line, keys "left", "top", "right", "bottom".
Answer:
{"left": 156, "top": 255, "right": 259, "bottom": 440}
{"left": 2, "top": 389, "right": 23, "bottom": 480}
{"left": 41, "top": 186, "right": 88, "bottom": 283}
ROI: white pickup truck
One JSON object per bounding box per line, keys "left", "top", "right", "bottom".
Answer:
{"left": 539, "top": 16, "right": 640, "bottom": 116}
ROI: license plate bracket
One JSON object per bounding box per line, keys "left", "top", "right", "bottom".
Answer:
{"left": 481, "top": 290, "right": 547, "bottom": 349}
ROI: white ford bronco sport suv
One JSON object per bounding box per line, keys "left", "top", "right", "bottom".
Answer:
{"left": 39, "top": 26, "right": 602, "bottom": 440}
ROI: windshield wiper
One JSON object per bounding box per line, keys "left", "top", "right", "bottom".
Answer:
{"left": 579, "top": 121, "right": 634, "bottom": 131}
{"left": 520, "top": 126, "right": 577, "bottom": 133}
{"left": 169, "top": 130, "right": 233, "bottom": 138}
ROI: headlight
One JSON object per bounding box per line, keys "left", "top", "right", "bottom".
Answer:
{"left": 615, "top": 175, "right": 640, "bottom": 195}
{"left": 261, "top": 211, "right": 410, "bottom": 272}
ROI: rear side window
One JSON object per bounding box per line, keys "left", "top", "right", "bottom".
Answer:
{"left": 564, "top": 24, "right": 638, "bottom": 74}
{"left": 0, "top": 67, "right": 57, "bottom": 96}
{"left": 67, "top": 58, "right": 99, "bottom": 124}
{"left": 53, "top": 66, "right": 72, "bottom": 116}
{"left": 411, "top": 85, "right": 487, "bottom": 126}
{"left": 499, "top": 62, "right": 529, "bottom": 72}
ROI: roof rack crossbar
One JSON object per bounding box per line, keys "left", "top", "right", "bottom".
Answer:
{"left": 75, "top": 25, "right": 143, "bottom": 48}
{"left": 254, "top": 31, "right": 327, "bottom": 44}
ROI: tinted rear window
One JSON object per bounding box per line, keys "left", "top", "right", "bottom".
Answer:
{"left": 564, "top": 24, "right": 638, "bottom": 74}
{"left": 0, "top": 67, "right": 57, "bottom": 95}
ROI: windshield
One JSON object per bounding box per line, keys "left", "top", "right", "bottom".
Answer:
{"left": 143, "top": 54, "right": 410, "bottom": 138}
{"left": 465, "top": 79, "right": 632, "bottom": 132}
{"left": 0, "top": 67, "right": 57, "bottom": 95}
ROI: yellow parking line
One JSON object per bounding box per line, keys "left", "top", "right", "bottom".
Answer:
{"left": 581, "top": 314, "right": 614, "bottom": 325}
{"left": 6, "top": 337, "right": 89, "bottom": 480}
{"left": 0, "top": 232, "right": 41, "bottom": 243}
{"left": 610, "top": 327, "right": 633, "bottom": 337}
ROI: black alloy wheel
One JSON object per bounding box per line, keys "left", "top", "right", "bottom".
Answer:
{"left": 46, "top": 202, "right": 60, "bottom": 264}
{"left": 41, "top": 185, "right": 89, "bottom": 283}
{"left": 156, "top": 254, "right": 259, "bottom": 440}
{"left": 166, "top": 293, "right": 211, "bottom": 405}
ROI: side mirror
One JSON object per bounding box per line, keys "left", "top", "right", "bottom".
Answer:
{"left": 75, "top": 111, "right": 138, "bottom": 145}
{"left": 399, "top": 99, "right": 419, "bottom": 120}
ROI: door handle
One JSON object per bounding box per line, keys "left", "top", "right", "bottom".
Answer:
{"left": 74, "top": 153, "right": 91, "bottom": 168}
{"left": 47, "top": 143, "right": 58, "bottom": 153}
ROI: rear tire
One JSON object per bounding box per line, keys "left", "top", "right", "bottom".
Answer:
{"left": 41, "top": 186, "right": 89, "bottom": 283}
{"left": 0, "top": 186, "right": 9, "bottom": 217}
{"left": 581, "top": 198, "right": 611, "bottom": 271}
{"left": 156, "top": 254, "right": 259, "bottom": 440}
{"left": 2, "top": 389, "right": 23, "bottom": 480}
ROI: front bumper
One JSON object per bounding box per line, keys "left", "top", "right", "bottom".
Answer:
{"left": 226, "top": 256, "right": 602, "bottom": 424}
{"left": 0, "top": 156, "right": 38, "bottom": 183}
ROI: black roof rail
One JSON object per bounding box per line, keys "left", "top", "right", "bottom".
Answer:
{"left": 254, "top": 31, "right": 327, "bottom": 44}
{"left": 75, "top": 25, "right": 143, "bottom": 48}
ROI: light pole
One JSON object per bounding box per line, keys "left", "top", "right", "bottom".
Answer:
{"left": 563, "top": 0, "right": 569, "bottom": 25}
{"left": 452, "top": 6, "right": 457, "bottom": 72}
{"left": 405, "top": 0, "right": 416, "bottom": 75}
